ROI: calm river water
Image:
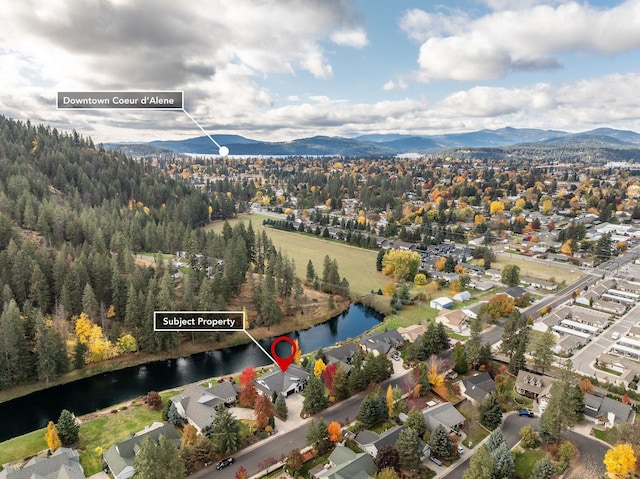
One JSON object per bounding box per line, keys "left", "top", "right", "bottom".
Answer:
{"left": 2, "top": 303, "right": 382, "bottom": 442}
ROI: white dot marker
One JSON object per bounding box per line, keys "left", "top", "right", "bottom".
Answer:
{"left": 218, "top": 146, "right": 229, "bottom": 157}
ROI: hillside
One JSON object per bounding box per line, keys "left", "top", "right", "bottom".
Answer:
{"left": 107, "top": 126, "right": 640, "bottom": 157}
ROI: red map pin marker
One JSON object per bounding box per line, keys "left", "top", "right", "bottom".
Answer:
{"left": 271, "top": 336, "right": 297, "bottom": 373}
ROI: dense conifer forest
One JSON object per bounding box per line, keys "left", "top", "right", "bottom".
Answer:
{"left": 0, "top": 116, "right": 301, "bottom": 390}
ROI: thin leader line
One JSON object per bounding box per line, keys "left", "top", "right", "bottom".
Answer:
{"left": 243, "top": 330, "right": 277, "bottom": 367}
{"left": 182, "top": 107, "right": 221, "bottom": 149}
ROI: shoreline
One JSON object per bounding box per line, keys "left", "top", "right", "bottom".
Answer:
{"left": 0, "top": 298, "right": 358, "bottom": 404}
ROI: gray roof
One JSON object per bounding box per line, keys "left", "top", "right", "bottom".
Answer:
{"left": 315, "top": 446, "right": 376, "bottom": 479}
{"left": 504, "top": 286, "right": 527, "bottom": 298}
{"left": 0, "top": 448, "right": 85, "bottom": 479}
{"left": 354, "top": 429, "right": 380, "bottom": 446}
{"left": 103, "top": 424, "right": 180, "bottom": 477}
{"left": 171, "top": 384, "right": 226, "bottom": 431}
{"left": 325, "top": 343, "right": 358, "bottom": 364}
{"left": 462, "top": 372, "right": 496, "bottom": 403}
{"left": 423, "top": 402, "right": 466, "bottom": 432}
{"left": 583, "top": 393, "right": 634, "bottom": 423}
{"left": 254, "top": 364, "right": 310, "bottom": 396}
{"left": 359, "top": 330, "right": 404, "bottom": 355}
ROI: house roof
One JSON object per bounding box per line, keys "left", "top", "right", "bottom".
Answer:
{"left": 325, "top": 343, "right": 358, "bottom": 364}
{"left": 354, "top": 430, "right": 379, "bottom": 446}
{"left": 422, "top": 402, "right": 466, "bottom": 432}
{"left": 316, "top": 446, "right": 376, "bottom": 479}
{"left": 103, "top": 424, "right": 180, "bottom": 477}
{"left": 461, "top": 372, "right": 496, "bottom": 403}
{"left": 373, "top": 425, "right": 403, "bottom": 450}
{"left": 515, "top": 370, "right": 554, "bottom": 396}
{"left": 171, "top": 384, "right": 225, "bottom": 431}
{"left": 0, "top": 448, "right": 85, "bottom": 479}
{"left": 504, "top": 286, "right": 528, "bottom": 299}
{"left": 398, "top": 324, "right": 427, "bottom": 343}
{"left": 254, "top": 364, "right": 310, "bottom": 396}
{"left": 359, "top": 330, "right": 404, "bottom": 355}
{"left": 583, "top": 393, "right": 634, "bottom": 424}
{"left": 437, "top": 309, "right": 467, "bottom": 326}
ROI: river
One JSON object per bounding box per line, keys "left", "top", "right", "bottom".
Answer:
{"left": 2, "top": 303, "right": 383, "bottom": 442}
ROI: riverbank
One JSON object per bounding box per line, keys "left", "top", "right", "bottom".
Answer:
{"left": 0, "top": 285, "right": 351, "bottom": 404}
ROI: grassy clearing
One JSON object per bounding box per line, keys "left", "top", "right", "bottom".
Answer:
{"left": 0, "top": 428, "right": 47, "bottom": 466}
{"left": 592, "top": 428, "right": 611, "bottom": 443}
{"left": 462, "top": 423, "right": 489, "bottom": 449}
{"left": 512, "top": 449, "right": 547, "bottom": 479}
{"left": 208, "top": 215, "right": 389, "bottom": 297}
{"left": 494, "top": 253, "right": 583, "bottom": 285}
{"left": 77, "top": 393, "right": 178, "bottom": 476}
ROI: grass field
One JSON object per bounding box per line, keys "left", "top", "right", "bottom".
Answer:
{"left": 0, "top": 391, "right": 179, "bottom": 476}
{"left": 494, "top": 253, "right": 583, "bottom": 285}
{"left": 208, "top": 214, "right": 390, "bottom": 297}
{"left": 513, "top": 449, "right": 547, "bottom": 479}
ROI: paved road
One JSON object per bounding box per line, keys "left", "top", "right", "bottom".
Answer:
{"left": 191, "top": 370, "right": 412, "bottom": 479}
{"left": 446, "top": 415, "right": 608, "bottom": 479}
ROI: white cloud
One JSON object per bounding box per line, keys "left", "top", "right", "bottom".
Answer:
{"left": 331, "top": 28, "right": 368, "bottom": 48}
{"left": 407, "top": 1, "right": 640, "bottom": 81}
{"left": 382, "top": 80, "right": 408, "bottom": 91}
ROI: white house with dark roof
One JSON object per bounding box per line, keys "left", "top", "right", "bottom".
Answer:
{"left": 170, "top": 381, "right": 239, "bottom": 433}
{"left": 583, "top": 392, "right": 634, "bottom": 427}
{"left": 0, "top": 448, "right": 85, "bottom": 479}
{"left": 254, "top": 364, "right": 310, "bottom": 397}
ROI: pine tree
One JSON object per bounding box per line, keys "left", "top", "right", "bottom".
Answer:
{"left": 429, "top": 424, "right": 454, "bottom": 460}
{"left": 274, "top": 393, "right": 287, "bottom": 420}
{"left": 490, "top": 443, "right": 515, "bottom": 479}
{"left": 56, "top": 409, "right": 80, "bottom": 445}
{"left": 480, "top": 393, "right": 503, "bottom": 430}
{"left": 462, "top": 445, "right": 494, "bottom": 479}
{"left": 332, "top": 364, "right": 350, "bottom": 401}
{"left": 485, "top": 428, "right": 506, "bottom": 453}
{"left": 306, "top": 260, "right": 316, "bottom": 283}
{"left": 305, "top": 419, "right": 329, "bottom": 453}
{"left": 35, "top": 313, "right": 59, "bottom": 383}
{"left": 303, "top": 375, "right": 328, "bottom": 415}
{"left": 0, "top": 300, "right": 31, "bottom": 386}
{"left": 529, "top": 456, "right": 556, "bottom": 479}
{"left": 206, "top": 405, "right": 240, "bottom": 454}
{"left": 396, "top": 427, "right": 422, "bottom": 470}
{"left": 357, "top": 392, "right": 388, "bottom": 428}
{"left": 404, "top": 408, "right": 427, "bottom": 438}
{"left": 133, "top": 436, "right": 186, "bottom": 479}
{"left": 533, "top": 328, "right": 555, "bottom": 374}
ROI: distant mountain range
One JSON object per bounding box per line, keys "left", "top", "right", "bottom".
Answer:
{"left": 105, "top": 127, "right": 640, "bottom": 157}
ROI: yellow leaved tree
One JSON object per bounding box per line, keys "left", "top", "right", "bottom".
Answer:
{"left": 604, "top": 443, "right": 636, "bottom": 479}
{"left": 45, "top": 421, "right": 61, "bottom": 452}
{"left": 314, "top": 358, "right": 326, "bottom": 378}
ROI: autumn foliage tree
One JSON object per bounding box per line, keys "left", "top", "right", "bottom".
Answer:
{"left": 579, "top": 378, "right": 594, "bottom": 396}
{"left": 181, "top": 425, "right": 198, "bottom": 446}
{"left": 604, "top": 443, "right": 636, "bottom": 478}
{"left": 239, "top": 366, "right": 258, "bottom": 407}
{"left": 381, "top": 250, "right": 421, "bottom": 281}
{"left": 322, "top": 363, "right": 337, "bottom": 393}
{"left": 254, "top": 393, "right": 275, "bottom": 430}
{"left": 45, "top": 421, "right": 61, "bottom": 452}
{"left": 327, "top": 421, "right": 343, "bottom": 443}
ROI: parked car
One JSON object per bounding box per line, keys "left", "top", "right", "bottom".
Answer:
{"left": 612, "top": 331, "right": 620, "bottom": 340}
{"left": 457, "top": 445, "right": 465, "bottom": 454}
{"left": 517, "top": 409, "right": 534, "bottom": 417}
{"left": 429, "top": 456, "right": 443, "bottom": 466}
{"left": 216, "top": 458, "right": 234, "bottom": 470}
{"left": 391, "top": 354, "right": 401, "bottom": 361}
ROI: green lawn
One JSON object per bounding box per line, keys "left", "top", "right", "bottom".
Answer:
{"left": 462, "top": 423, "right": 489, "bottom": 448}
{"left": 513, "top": 450, "right": 547, "bottom": 479}
{"left": 78, "top": 393, "right": 178, "bottom": 475}
{"left": 369, "top": 421, "right": 396, "bottom": 434}
{"left": 592, "top": 428, "right": 612, "bottom": 443}
{"left": 0, "top": 428, "right": 47, "bottom": 466}
{"left": 208, "top": 215, "right": 390, "bottom": 297}
{"left": 0, "top": 391, "right": 179, "bottom": 476}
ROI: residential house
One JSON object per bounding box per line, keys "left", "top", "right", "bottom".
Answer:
{"left": 104, "top": 423, "right": 181, "bottom": 479}
{"left": 453, "top": 291, "right": 471, "bottom": 302}
{"left": 472, "top": 281, "right": 494, "bottom": 292}
{"left": 504, "top": 286, "right": 528, "bottom": 300}
{"left": 515, "top": 370, "right": 555, "bottom": 399}
{"left": 583, "top": 392, "right": 634, "bottom": 427}
{"left": 596, "top": 353, "right": 640, "bottom": 388}
{"left": 359, "top": 329, "right": 404, "bottom": 356}
{"left": 0, "top": 448, "right": 85, "bottom": 479}
{"left": 520, "top": 276, "right": 558, "bottom": 291}
{"left": 170, "top": 381, "right": 239, "bottom": 433}
{"left": 325, "top": 343, "right": 358, "bottom": 373}
{"left": 460, "top": 372, "right": 496, "bottom": 404}
{"left": 422, "top": 402, "right": 466, "bottom": 434}
{"left": 553, "top": 334, "right": 584, "bottom": 356}
{"left": 430, "top": 297, "right": 453, "bottom": 310}
{"left": 398, "top": 324, "right": 427, "bottom": 343}
{"left": 254, "top": 364, "right": 310, "bottom": 397}
{"left": 356, "top": 426, "right": 430, "bottom": 459}
{"left": 312, "top": 446, "right": 377, "bottom": 479}
{"left": 463, "top": 301, "right": 487, "bottom": 320}
{"left": 485, "top": 269, "right": 502, "bottom": 281}
{"left": 436, "top": 309, "right": 468, "bottom": 333}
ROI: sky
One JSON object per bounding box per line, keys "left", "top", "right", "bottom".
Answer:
{"left": 2, "top": 0, "right": 640, "bottom": 144}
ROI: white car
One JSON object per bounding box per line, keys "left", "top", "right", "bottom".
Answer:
{"left": 612, "top": 332, "right": 620, "bottom": 340}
